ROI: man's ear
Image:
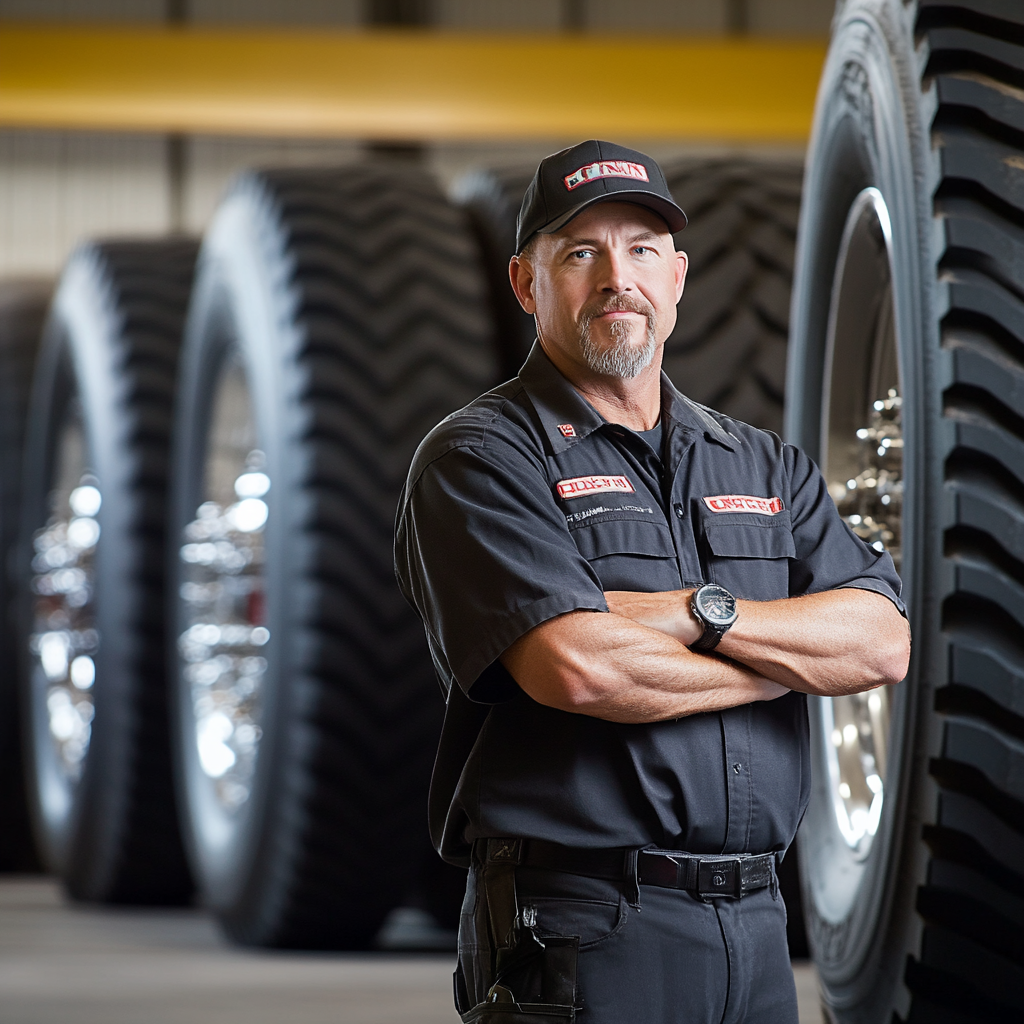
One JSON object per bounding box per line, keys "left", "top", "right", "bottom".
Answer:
{"left": 509, "top": 255, "right": 537, "bottom": 315}
{"left": 674, "top": 250, "right": 688, "bottom": 303}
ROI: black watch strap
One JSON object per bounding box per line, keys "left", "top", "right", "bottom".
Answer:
{"left": 690, "top": 618, "right": 729, "bottom": 652}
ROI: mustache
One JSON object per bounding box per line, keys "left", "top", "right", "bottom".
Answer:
{"left": 579, "top": 295, "right": 656, "bottom": 323}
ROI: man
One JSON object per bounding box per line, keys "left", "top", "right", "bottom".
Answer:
{"left": 395, "top": 140, "right": 910, "bottom": 1024}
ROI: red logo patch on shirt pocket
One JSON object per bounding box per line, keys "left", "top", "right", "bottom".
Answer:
{"left": 557, "top": 475, "right": 636, "bottom": 499}
{"left": 703, "top": 494, "right": 784, "bottom": 515}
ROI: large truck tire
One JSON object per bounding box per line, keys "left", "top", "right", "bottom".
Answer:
{"left": 19, "top": 241, "right": 197, "bottom": 903}
{"left": 453, "top": 157, "right": 802, "bottom": 434}
{"left": 0, "top": 280, "right": 50, "bottom": 872}
{"left": 786, "top": 1, "right": 1024, "bottom": 1020}
{"left": 169, "top": 164, "right": 497, "bottom": 948}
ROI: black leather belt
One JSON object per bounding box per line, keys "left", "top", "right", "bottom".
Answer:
{"left": 515, "top": 839, "right": 777, "bottom": 899}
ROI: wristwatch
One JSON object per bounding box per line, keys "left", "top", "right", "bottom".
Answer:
{"left": 688, "top": 584, "right": 738, "bottom": 652}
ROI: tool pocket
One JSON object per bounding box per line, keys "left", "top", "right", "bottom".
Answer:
{"left": 457, "top": 928, "right": 579, "bottom": 1023}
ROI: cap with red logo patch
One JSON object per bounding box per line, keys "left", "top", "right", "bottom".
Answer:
{"left": 515, "top": 139, "right": 687, "bottom": 254}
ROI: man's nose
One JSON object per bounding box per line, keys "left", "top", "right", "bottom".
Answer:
{"left": 598, "top": 250, "right": 632, "bottom": 293}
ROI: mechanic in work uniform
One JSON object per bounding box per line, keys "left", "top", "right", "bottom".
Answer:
{"left": 395, "top": 141, "right": 910, "bottom": 1024}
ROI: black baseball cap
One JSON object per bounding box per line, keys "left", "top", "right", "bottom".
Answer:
{"left": 515, "top": 140, "right": 687, "bottom": 254}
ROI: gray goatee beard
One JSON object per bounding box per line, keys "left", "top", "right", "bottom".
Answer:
{"left": 578, "top": 301, "right": 658, "bottom": 379}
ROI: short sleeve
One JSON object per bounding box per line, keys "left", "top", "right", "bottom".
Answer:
{"left": 785, "top": 444, "right": 906, "bottom": 614}
{"left": 395, "top": 440, "right": 608, "bottom": 700}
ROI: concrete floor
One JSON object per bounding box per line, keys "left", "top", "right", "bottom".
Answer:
{"left": 0, "top": 878, "right": 822, "bottom": 1023}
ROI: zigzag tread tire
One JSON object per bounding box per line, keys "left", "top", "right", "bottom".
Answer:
{"left": 171, "top": 165, "right": 497, "bottom": 948}
{"left": 19, "top": 241, "right": 197, "bottom": 902}
{"left": 661, "top": 158, "right": 801, "bottom": 436}
{"left": 787, "top": 2, "right": 1024, "bottom": 1020}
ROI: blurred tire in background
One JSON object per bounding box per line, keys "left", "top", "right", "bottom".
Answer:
{"left": 787, "top": 0, "right": 1024, "bottom": 1020}
{"left": 662, "top": 158, "right": 801, "bottom": 436}
{"left": 18, "top": 240, "right": 196, "bottom": 903}
{"left": 452, "top": 166, "right": 537, "bottom": 381}
{"left": 0, "top": 280, "right": 50, "bottom": 873}
{"left": 169, "top": 164, "right": 497, "bottom": 948}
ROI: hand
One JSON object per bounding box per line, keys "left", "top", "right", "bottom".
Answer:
{"left": 605, "top": 589, "right": 702, "bottom": 646}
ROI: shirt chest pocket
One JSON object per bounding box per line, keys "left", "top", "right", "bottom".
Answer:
{"left": 570, "top": 517, "right": 682, "bottom": 593}
{"left": 701, "top": 511, "right": 795, "bottom": 601}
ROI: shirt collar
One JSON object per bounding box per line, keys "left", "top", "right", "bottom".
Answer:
{"left": 517, "top": 340, "right": 740, "bottom": 454}
{"left": 518, "top": 342, "right": 607, "bottom": 453}
{"left": 660, "top": 375, "right": 739, "bottom": 452}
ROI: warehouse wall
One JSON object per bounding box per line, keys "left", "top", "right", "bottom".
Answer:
{"left": 0, "top": 0, "right": 829, "bottom": 278}
{"left": 0, "top": 132, "right": 170, "bottom": 276}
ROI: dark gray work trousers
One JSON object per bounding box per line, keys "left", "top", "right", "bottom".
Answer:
{"left": 455, "top": 854, "right": 799, "bottom": 1024}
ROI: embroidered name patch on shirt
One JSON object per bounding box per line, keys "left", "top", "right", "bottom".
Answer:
{"left": 703, "top": 494, "right": 785, "bottom": 515}
{"left": 557, "top": 475, "right": 636, "bottom": 499}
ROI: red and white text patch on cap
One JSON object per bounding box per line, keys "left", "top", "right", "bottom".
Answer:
{"left": 703, "top": 494, "right": 785, "bottom": 515}
{"left": 564, "top": 160, "right": 650, "bottom": 191}
{"left": 557, "top": 474, "right": 635, "bottom": 499}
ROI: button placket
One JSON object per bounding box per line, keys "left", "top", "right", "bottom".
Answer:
{"left": 721, "top": 707, "right": 754, "bottom": 852}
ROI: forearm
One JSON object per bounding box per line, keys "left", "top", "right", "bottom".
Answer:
{"left": 605, "top": 587, "right": 910, "bottom": 696}
{"left": 720, "top": 590, "right": 908, "bottom": 694}
{"left": 500, "top": 611, "right": 786, "bottom": 724}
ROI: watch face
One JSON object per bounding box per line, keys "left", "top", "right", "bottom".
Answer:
{"left": 696, "top": 585, "right": 737, "bottom": 625}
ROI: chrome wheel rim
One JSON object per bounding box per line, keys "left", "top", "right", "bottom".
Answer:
{"left": 820, "top": 188, "right": 903, "bottom": 858}
{"left": 178, "top": 349, "right": 268, "bottom": 817}
{"left": 30, "top": 396, "right": 99, "bottom": 788}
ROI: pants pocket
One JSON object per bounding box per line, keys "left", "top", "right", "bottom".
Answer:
{"left": 527, "top": 896, "right": 626, "bottom": 949}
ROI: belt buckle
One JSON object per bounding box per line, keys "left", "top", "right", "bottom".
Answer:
{"left": 697, "top": 858, "right": 740, "bottom": 898}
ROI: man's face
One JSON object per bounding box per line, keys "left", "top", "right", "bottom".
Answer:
{"left": 511, "top": 202, "right": 688, "bottom": 381}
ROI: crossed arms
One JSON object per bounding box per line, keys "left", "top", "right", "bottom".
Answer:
{"left": 499, "top": 588, "right": 911, "bottom": 724}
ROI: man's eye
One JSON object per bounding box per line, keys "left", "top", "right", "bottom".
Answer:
{"left": 571, "top": 250, "right": 593, "bottom": 259}
{"left": 634, "top": 246, "right": 650, "bottom": 256}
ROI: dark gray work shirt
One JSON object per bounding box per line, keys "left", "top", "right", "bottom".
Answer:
{"left": 395, "top": 344, "right": 904, "bottom": 866}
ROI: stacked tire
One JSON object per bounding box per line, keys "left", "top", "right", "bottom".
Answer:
{"left": 18, "top": 241, "right": 197, "bottom": 902}
{"left": 788, "top": 0, "right": 1024, "bottom": 1020}
{"left": 167, "top": 164, "right": 497, "bottom": 947}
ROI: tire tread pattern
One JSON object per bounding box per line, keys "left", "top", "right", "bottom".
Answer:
{"left": 913, "top": 3, "right": 1024, "bottom": 1018}
{"left": 38, "top": 240, "right": 197, "bottom": 903}
{"left": 219, "top": 165, "right": 496, "bottom": 947}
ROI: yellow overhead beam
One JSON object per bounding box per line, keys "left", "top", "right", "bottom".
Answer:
{"left": 0, "top": 23, "right": 826, "bottom": 142}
